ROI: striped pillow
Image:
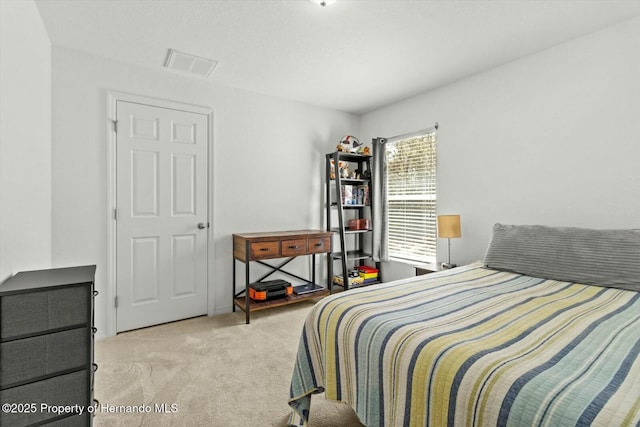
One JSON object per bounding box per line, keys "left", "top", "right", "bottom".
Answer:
{"left": 484, "top": 223, "right": 640, "bottom": 292}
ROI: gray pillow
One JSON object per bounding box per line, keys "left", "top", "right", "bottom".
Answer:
{"left": 484, "top": 223, "right": 640, "bottom": 292}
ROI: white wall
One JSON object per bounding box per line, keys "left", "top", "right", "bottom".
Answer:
{"left": 50, "top": 47, "right": 358, "bottom": 335}
{"left": 360, "top": 17, "right": 640, "bottom": 281}
{"left": 0, "top": 0, "right": 52, "bottom": 282}
{"left": 7, "top": 3, "right": 638, "bottom": 332}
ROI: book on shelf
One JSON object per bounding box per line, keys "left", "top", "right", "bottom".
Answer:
{"left": 342, "top": 185, "right": 353, "bottom": 204}
{"left": 358, "top": 265, "right": 378, "bottom": 280}
{"left": 340, "top": 184, "right": 369, "bottom": 205}
{"left": 361, "top": 185, "right": 369, "bottom": 205}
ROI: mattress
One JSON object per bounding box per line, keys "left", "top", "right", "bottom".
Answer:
{"left": 288, "top": 263, "right": 640, "bottom": 426}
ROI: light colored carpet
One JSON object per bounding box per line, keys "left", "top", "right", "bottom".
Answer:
{"left": 94, "top": 301, "right": 365, "bottom": 426}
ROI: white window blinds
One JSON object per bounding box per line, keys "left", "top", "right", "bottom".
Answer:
{"left": 384, "top": 132, "right": 437, "bottom": 263}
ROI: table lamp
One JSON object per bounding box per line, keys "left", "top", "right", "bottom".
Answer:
{"left": 437, "top": 215, "right": 461, "bottom": 269}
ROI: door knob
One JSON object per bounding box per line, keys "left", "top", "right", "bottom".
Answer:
{"left": 197, "top": 222, "right": 207, "bottom": 229}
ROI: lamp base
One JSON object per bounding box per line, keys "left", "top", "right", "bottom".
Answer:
{"left": 441, "top": 262, "right": 457, "bottom": 269}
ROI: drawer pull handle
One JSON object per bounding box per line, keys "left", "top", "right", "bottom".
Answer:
{"left": 288, "top": 245, "right": 299, "bottom": 249}
{"left": 93, "top": 290, "right": 99, "bottom": 297}
{"left": 92, "top": 363, "right": 99, "bottom": 373}
{"left": 259, "top": 248, "right": 269, "bottom": 252}
{"left": 315, "top": 243, "right": 323, "bottom": 247}
{"left": 92, "top": 327, "right": 98, "bottom": 334}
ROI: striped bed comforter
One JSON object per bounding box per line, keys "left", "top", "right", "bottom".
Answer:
{"left": 288, "top": 263, "right": 640, "bottom": 426}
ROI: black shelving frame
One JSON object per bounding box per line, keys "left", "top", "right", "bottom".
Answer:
{"left": 325, "top": 151, "right": 381, "bottom": 290}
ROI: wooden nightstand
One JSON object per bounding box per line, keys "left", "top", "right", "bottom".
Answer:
{"left": 414, "top": 263, "right": 443, "bottom": 276}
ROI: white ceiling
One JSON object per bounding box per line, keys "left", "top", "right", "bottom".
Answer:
{"left": 35, "top": 0, "right": 640, "bottom": 114}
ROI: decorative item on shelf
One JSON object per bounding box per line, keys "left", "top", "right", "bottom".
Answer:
{"left": 337, "top": 135, "right": 361, "bottom": 153}
{"left": 437, "top": 215, "right": 461, "bottom": 269}
{"left": 341, "top": 163, "right": 350, "bottom": 178}
{"left": 330, "top": 159, "right": 336, "bottom": 179}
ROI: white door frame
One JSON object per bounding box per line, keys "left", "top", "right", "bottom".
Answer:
{"left": 106, "top": 91, "right": 215, "bottom": 337}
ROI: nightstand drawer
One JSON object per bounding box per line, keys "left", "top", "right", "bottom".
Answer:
{"left": 281, "top": 239, "right": 307, "bottom": 256}
{"left": 249, "top": 241, "right": 280, "bottom": 259}
{"left": 307, "top": 237, "right": 331, "bottom": 254}
{"left": 0, "top": 285, "right": 90, "bottom": 340}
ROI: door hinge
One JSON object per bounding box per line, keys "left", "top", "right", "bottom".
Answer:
{"left": 112, "top": 120, "right": 118, "bottom": 133}
{"left": 115, "top": 296, "right": 118, "bottom": 308}
{"left": 113, "top": 208, "right": 118, "bottom": 221}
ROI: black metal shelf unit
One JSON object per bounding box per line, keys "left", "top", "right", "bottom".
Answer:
{"left": 325, "top": 151, "right": 381, "bottom": 289}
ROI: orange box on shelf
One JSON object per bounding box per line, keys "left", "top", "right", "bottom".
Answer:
{"left": 348, "top": 219, "right": 370, "bottom": 230}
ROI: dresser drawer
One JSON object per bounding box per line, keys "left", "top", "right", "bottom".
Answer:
{"left": 307, "top": 237, "right": 331, "bottom": 254}
{"left": 1, "top": 327, "right": 89, "bottom": 387}
{"left": 0, "top": 285, "right": 90, "bottom": 340}
{"left": 249, "top": 241, "right": 280, "bottom": 259}
{"left": 0, "top": 369, "right": 90, "bottom": 426}
{"left": 46, "top": 412, "right": 91, "bottom": 427}
{"left": 281, "top": 239, "right": 307, "bottom": 257}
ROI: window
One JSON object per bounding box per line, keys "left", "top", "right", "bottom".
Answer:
{"left": 384, "top": 131, "right": 437, "bottom": 263}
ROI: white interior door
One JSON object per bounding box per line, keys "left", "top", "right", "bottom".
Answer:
{"left": 116, "top": 101, "right": 208, "bottom": 332}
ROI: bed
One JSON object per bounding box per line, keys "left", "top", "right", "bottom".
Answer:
{"left": 288, "top": 224, "right": 640, "bottom": 426}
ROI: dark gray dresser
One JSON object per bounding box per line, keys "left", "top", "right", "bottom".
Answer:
{"left": 0, "top": 265, "right": 97, "bottom": 427}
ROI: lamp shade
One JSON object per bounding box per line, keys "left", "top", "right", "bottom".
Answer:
{"left": 437, "top": 215, "right": 461, "bottom": 238}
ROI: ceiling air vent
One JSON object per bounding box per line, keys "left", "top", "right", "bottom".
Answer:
{"left": 164, "top": 49, "right": 218, "bottom": 78}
